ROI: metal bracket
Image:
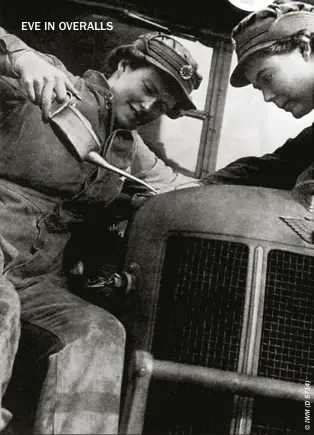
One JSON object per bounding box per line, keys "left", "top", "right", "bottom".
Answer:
{"left": 119, "top": 351, "right": 154, "bottom": 434}
{"left": 280, "top": 216, "right": 314, "bottom": 244}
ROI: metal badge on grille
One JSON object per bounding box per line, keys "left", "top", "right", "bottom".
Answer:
{"left": 280, "top": 216, "right": 314, "bottom": 244}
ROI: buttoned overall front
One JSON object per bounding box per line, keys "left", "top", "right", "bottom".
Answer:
{"left": 0, "top": 55, "right": 136, "bottom": 434}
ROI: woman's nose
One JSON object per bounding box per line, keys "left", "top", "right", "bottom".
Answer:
{"left": 262, "top": 88, "right": 276, "bottom": 103}
{"left": 141, "top": 96, "right": 157, "bottom": 111}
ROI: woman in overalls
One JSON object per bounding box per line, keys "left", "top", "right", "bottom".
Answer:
{"left": 0, "top": 29, "right": 202, "bottom": 434}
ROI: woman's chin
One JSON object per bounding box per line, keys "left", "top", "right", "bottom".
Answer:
{"left": 115, "top": 112, "right": 136, "bottom": 130}
{"left": 290, "top": 104, "right": 312, "bottom": 119}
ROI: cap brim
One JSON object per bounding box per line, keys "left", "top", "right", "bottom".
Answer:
{"left": 230, "top": 40, "right": 277, "bottom": 88}
{"left": 230, "top": 60, "right": 250, "bottom": 88}
{"left": 166, "top": 97, "right": 196, "bottom": 119}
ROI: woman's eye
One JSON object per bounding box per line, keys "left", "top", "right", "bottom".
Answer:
{"left": 144, "top": 84, "right": 155, "bottom": 95}
{"left": 261, "top": 73, "right": 273, "bottom": 84}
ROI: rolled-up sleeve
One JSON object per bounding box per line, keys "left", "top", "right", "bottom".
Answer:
{"left": 0, "top": 28, "right": 30, "bottom": 53}
{"left": 0, "top": 27, "right": 32, "bottom": 76}
{"left": 131, "top": 132, "right": 201, "bottom": 193}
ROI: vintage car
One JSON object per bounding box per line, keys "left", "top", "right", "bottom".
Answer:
{"left": 2, "top": 0, "right": 313, "bottom": 434}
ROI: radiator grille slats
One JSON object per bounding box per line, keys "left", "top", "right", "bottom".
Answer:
{"left": 251, "top": 249, "right": 314, "bottom": 434}
{"left": 143, "top": 236, "right": 248, "bottom": 434}
{"left": 142, "top": 239, "right": 313, "bottom": 434}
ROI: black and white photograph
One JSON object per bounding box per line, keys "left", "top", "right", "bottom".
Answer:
{"left": 0, "top": 0, "right": 313, "bottom": 434}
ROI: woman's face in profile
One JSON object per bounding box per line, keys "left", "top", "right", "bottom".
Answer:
{"left": 244, "top": 48, "right": 314, "bottom": 119}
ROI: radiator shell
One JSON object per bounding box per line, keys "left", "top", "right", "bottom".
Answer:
{"left": 124, "top": 185, "right": 314, "bottom": 434}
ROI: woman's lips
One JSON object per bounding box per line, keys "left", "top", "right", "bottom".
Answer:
{"left": 128, "top": 103, "right": 148, "bottom": 126}
{"left": 283, "top": 101, "right": 293, "bottom": 112}
{"left": 128, "top": 103, "right": 137, "bottom": 118}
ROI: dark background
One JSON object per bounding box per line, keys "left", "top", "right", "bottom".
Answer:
{"left": 0, "top": 0, "right": 247, "bottom": 74}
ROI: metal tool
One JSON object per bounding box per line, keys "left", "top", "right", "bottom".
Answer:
{"left": 49, "top": 92, "right": 158, "bottom": 194}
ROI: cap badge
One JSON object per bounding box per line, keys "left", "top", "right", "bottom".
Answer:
{"left": 179, "top": 64, "right": 194, "bottom": 80}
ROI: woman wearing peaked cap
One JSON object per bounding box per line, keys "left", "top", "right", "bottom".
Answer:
{"left": 0, "top": 28, "right": 201, "bottom": 434}
{"left": 203, "top": 1, "right": 314, "bottom": 190}
{"left": 230, "top": 0, "right": 314, "bottom": 118}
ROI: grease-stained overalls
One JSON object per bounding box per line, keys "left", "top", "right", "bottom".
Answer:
{"left": 0, "top": 30, "right": 135, "bottom": 434}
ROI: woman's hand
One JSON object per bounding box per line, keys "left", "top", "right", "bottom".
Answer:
{"left": 13, "top": 50, "right": 81, "bottom": 121}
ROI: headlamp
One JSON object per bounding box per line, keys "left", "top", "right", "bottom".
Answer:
{"left": 228, "top": 0, "right": 273, "bottom": 12}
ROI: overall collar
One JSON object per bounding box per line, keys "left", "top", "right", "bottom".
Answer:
{"left": 83, "top": 69, "right": 116, "bottom": 135}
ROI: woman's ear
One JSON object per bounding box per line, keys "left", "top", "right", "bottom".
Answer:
{"left": 117, "top": 59, "right": 130, "bottom": 74}
{"left": 298, "top": 35, "right": 312, "bottom": 62}
{"left": 302, "top": 44, "right": 311, "bottom": 62}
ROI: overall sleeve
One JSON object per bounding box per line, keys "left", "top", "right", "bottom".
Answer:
{"left": 0, "top": 27, "right": 30, "bottom": 52}
{"left": 0, "top": 26, "right": 76, "bottom": 82}
{"left": 131, "top": 132, "right": 201, "bottom": 193}
{"left": 202, "top": 124, "right": 314, "bottom": 190}
{"left": 0, "top": 27, "right": 32, "bottom": 76}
